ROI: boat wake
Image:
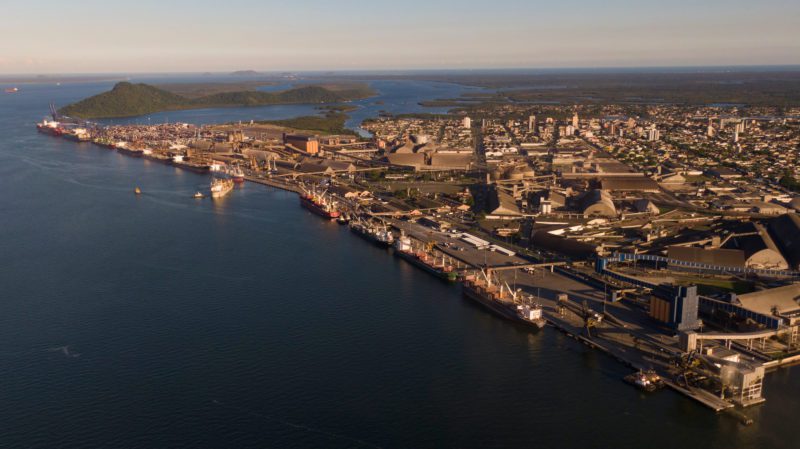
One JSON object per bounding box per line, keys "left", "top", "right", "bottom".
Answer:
{"left": 47, "top": 345, "right": 81, "bottom": 358}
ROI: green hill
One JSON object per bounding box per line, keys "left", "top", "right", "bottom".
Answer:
{"left": 195, "top": 86, "right": 345, "bottom": 107}
{"left": 60, "top": 82, "right": 187, "bottom": 119}
{"left": 59, "top": 82, "right": 355, "bottom": 119}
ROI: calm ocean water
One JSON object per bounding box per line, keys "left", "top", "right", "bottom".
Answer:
{"left": 0, "top": 79, "right": 798, "bottom": 448}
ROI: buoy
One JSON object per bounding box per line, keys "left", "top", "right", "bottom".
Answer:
{"left": 134, "top": 187, "right": 142, "bottom": 195}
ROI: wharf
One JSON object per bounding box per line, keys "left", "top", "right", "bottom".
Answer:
{"left": 244, "top": 175, "right": 301, "bottom": 193}
{"left": 385, "top": 217, "right": 743, "bottom": 414}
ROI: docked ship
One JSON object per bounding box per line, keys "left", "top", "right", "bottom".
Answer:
{"left": 63, "top": 127, "right": 92, "bottom": 142}
{"left": 210, "top": 177, "right": 234, "bottom": 198}
{"left": 116, "top": 142, "right": 143, "bottom": 157}
{"left": 92, "top": 137, "right": 117, "bottom": 149}
{"left": 350, "top": 219, "right": 394, "bottom": 247}
{"left": 172, "top": 155, "right": 211, "bottom": 173}
{"left": 230, "top": 166, "right": 245, "bottom": 183}
{"left": 462, "top": 270, "right": 546, "bottom": 329}
{"left": 299, "top": 186, "right": 341, "bottom": 219}
{"left": 36, "top": 120, "right": 63, "bottom": 136}
{"left": 394, "top": 236, "right": 457, "bottom": 282}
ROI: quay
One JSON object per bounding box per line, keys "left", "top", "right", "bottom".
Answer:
{"left": 243, "top": 175, "right": 301, "bottom": 194}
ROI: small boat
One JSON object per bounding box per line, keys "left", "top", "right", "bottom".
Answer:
{"left": 193, "top": 192, "right": 205, "bottom": 199}
{"left": 134, "top": 187, "right": 142, "bottom": 195}
{"left": 624, "top": 370, "right": 664, "bottom": 392}
{"left": 5, "top": 87, "right": 19, "bottom": 94}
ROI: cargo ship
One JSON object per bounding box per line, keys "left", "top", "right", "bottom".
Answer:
{"left": 462, "top": 270, "right": 546, "bottom": 329}
{"left": 394, "top": 236, "right": 457, "bottom": 282}
{"left": 36, "top": 120, "right": 63, "bottom": 136}
{"left": 116, "top": 142, "right": 143, "bottom": 157}
{"left": 141, "top": 148, "right": 171, "bottom": 163}
{"left": 230, "top": 166, "right": 245, "bottom": 183}
{"left": 210, "top": 177, "right": 234, "bottom": 198}
{"left": 63, "top": 127, "right": 92, "bottom": 142}
{"left": 170, "top": 155, "right": 211, "bottom": 173}
{"left": 92, "top": 137, "right": 117, "bottom": 149}
{"left": 299, "top": 186, "right": 341, "bottom": 219}
{"left": 349, "top": 219, "right": 394, "bottom": 248}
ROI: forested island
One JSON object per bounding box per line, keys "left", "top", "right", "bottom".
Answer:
{"left": 59, "top": 81, "right": 374, "bottom": 119}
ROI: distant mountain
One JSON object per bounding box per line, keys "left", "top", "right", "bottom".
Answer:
{"left": 230, "top": 70, "right": 259, "bottom": 76}
{"left": 59, "top": 82, "right": 355, "bottom": 119}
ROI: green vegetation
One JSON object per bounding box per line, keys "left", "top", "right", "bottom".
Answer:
{"left": 258, "top": 112, "right": 355, "bottom": 135}
{"left": 59, "top": 82, "right": 372, "bottom": 119}
{"left": 674, "top": 276, "right": 755, "bottom": 295}
{"left": 317, "top": 104, "right": 358, "bottom": 113}
{"left": 155, "top": 81, "right": 280, "bottom": 99}
{"left": 396, "top": 71, "right": 800, "bottom": 107}
{"left": 314, "top": 83, "right": 376, "bottom": 101}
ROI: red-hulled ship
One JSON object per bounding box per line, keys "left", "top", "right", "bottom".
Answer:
{"left": 36, "top": 120, "right": 63, "bottom": 136}
{"left": 299, "top": 186, "right": 341, "bottom": 219}
{"left": 230, "top": 166, "right": 245, "bottom": 183}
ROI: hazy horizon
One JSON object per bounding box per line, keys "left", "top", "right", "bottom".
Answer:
{"left": 2, "top": 64, "right": 800, "bottom": 78}
{"left": 2, "top": 0, "right": 799, "bottom": 74}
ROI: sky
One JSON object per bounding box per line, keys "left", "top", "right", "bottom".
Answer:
{"left": 1, "top": 0, "right": 799, "bottom": 74}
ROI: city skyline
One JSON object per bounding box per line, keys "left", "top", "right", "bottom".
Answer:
{"left": 2, "top": 0, "right": 799, "bottom": 74}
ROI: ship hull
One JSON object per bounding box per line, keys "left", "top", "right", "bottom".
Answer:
{"left": 462, "top": 283, "right": 546, "bottom": 329}
{"left": 173, "top": 162, "right": 211, "bottom": 174}
{"left": 211, "top": 180, "right": 234, "bottom": 198}
{"left": 350, "top": 225, "right": 392, "bottom": 248}
{"left": 395, "top": 250, "right": 457, "bottom": 282}
{"left": 116, "top": 147, "right": 143, "bottom": 157}
{"left": 36, "top": 125, "right": 62, "bottom": 136}
{"left": 300, "top": 196, "right": 340, "bottom": 219}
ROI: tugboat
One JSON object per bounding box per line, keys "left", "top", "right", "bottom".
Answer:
{"left": 624, "top": 370, "right": 664, "bottom": 392}
{"left": 210, "top": 177, "right": 234, "bottom": 199}
{"left": 462, "top": 269, "right": 546, "bottom": 329}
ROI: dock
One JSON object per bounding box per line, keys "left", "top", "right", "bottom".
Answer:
{"left": 244, "top": 175, "right": 301, "bottom": 193}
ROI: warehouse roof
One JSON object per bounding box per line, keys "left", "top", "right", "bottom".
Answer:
{"left": 735, "top": 284, "right": 800, "bottom": 316}
{"left": 600, "top": 177, "right": 660, "bottom": 192}
{"left": 667, "top": 246, "right": 745, "bottom": 268}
